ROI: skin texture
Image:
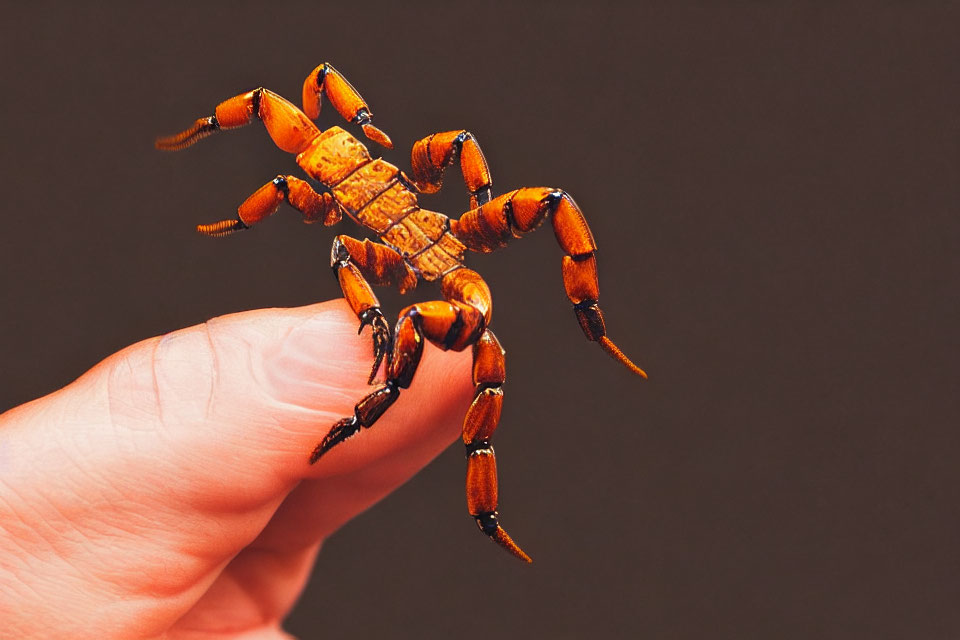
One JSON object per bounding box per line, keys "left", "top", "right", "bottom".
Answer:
{"left": 0, "top": 299, "right": 474, "bottom": 638}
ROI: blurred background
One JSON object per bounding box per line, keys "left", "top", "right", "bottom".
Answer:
{"left": 1, "top": 2, "right": 957, "bottom": 638}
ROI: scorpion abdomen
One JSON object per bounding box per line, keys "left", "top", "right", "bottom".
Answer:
{"left": 298, "top": 126, "right": 465, "bottom": 280}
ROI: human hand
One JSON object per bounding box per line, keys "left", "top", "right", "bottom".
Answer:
{"left": 0, "top": 300, "right": 474, "bottom": 638}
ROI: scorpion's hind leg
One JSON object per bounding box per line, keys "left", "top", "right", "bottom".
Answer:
{"left": 301, "top": 63, "right": 392, "bottom": 149}
{"left": 410, "top": 130, "right": 493, "bottom": 209}
{"left": 156, "top": 87, "right": 320, "bottom": 155}
{"left": 309, "top": 283, "right": 483, "bottom": 463}
{"left": 451, "top": 189, "right": 647, "bottom": 378}
{"left": 463, "top": 329, "right": 532, "bottom": 563}
{"left": 196, "top": 175, "right": 342, "bottom": 237}
{"left": 331, "top": 236, "right": 418, "bottom": 384}
{"left": 313, "top": 266, "right": 531, "bottom": 561}
{"left": 443, "top": 269, "right": 531, "bottom": 562}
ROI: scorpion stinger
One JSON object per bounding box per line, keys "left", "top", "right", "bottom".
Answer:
{"left": 157, "top": 63, "right": 647, "bottom": 563}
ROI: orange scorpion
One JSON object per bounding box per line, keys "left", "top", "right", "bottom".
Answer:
{"left": 156, "top": 63, "right": 647, "bottom": 563}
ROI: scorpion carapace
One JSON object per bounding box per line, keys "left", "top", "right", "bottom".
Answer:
{"left": 156, "top": 62, "right": 647, "bottom": 563}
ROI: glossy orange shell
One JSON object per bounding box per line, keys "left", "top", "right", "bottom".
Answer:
{"left": 296, "top": 126, "right": 465, "bottom": 280}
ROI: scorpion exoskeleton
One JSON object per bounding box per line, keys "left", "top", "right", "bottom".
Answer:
{"left": 156, "top": 63, "right": 647, "bottom": 563}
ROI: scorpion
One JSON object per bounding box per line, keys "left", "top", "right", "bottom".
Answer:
{"left": 155, "top": 63, "right": 647, "bottom": 563}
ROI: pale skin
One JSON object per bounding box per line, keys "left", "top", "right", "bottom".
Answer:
{"left": 0, "top": 299, "right": 474, "bottom": 638}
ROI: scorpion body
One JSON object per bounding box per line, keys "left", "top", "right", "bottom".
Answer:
{"left": 302, "top": 125, "right": 467, "bottom": 281}
{"left": 156, "top": 63, "right": 646, "bottom": 563}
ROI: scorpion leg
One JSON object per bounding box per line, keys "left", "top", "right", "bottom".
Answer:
{"left": 308, "top": 270, "right": 480, "bottom": 445}
{"left": 442, "top": 269, "right": 532, "bottom": 563}
{"left": 410, "top": 130, "right": 493, "bottom": 209}
{"left": 313, "top": 266, "right": 530, "bottom": 561}
{"left": 196, "top": 175, "right": 342, "bottom": 237}
{"left": 451, "top": 188, "right": 647, "bottom": 378}
{"left": 331, "top": 236, "right": 418, "bottom": 384}
{"left": 463, "top": 330, "right": 530, "bottom": 563}
{"left": 310, "top": 268, "right": 530, "bottom": 561}
{"left": 156, "top": 88, "right": 320, "bottom": 155}
{"left": 309, "top": 293, "right": 482, "bottom": 462}
{"left": 302, "top": 63, "right": 392, "bottom": 149}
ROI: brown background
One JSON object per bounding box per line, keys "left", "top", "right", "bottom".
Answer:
{"left": 1, "top": 2, "right": 957, "bottom": 638}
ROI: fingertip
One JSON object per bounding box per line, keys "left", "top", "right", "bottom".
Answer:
{"left": 56, "top": 300, "right": 474, "bottom": 509}
{"left": 176, "top": 299, "right": 474, "bottom": 479}
{"left": 301, "top": 339, "right": 475, "bottom": 479}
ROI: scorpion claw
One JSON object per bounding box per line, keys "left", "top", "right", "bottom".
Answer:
{"left": 358, "top": 308, "right": 392, "bottom": 384}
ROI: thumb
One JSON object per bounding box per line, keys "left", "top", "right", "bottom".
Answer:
{"left": 5, "top": 297, "right": 475, "bottom": 504}
{"left": 0, "top": 299, "right": 474, "bottom": 633}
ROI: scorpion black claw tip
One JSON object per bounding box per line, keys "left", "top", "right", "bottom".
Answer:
{"left": 308, "top": 444, "right": 325, "bottom": 465}
{"left": 367, "top": 351, "right": 386, "bottom": 385}
{"left": 310, "top": 416, "right": 360, "bottom": 463}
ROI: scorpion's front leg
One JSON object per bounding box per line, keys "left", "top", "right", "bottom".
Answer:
{"left": 331, "top": 236, "right": 418, "bottom": 383}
